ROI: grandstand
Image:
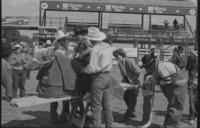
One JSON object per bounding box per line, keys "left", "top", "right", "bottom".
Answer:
{"left": 2, "top": 0, "right": 197, "bottom": 61}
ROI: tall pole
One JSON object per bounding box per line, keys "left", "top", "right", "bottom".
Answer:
{"left": 39, "top": 4, "right": 41, "bottom": 26}
{"left": 196, "top": 1, "right": 198, "bottom": 47}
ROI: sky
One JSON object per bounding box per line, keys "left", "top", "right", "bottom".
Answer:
{"left": 2, "top": 0, "right": 197, "bottom": 37}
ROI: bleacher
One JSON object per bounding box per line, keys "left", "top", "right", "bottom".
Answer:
{"left": 108, "top": 25, "right": 195, "bottom": 45}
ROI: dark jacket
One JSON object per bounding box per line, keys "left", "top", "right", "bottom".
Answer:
{"left": 36, "top": 53, "right": 76, "bottom": 98}
{"left": 47, "top": 53, "right": 76, "bottom": 90}
{"left": 118, "top": 58, "right": 141, "bottom": 84}
{"left": 186, "top": 53, "right": 198, "bottom": 71}
{"left": 71, "top": 58, "right": 92, "bottom": 95}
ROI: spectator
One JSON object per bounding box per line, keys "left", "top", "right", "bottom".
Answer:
{"left": 163, "top": 20, "right": 169, "bottom": 29}
{"left": 9, "top": 44, "right": 29, "bottom": 97}
{"left": 44, "top": 40, "right": 52, "bottom": 48}
{"left": 1, "top": 39, "right": 13, "bottom": 101}
{"left": 113, "top": 48, "right": 141, "bottom": 122}
{"left": 186, "top": 48, "right": 198, "bottom": 124}
{"left": 173, "top": 19, "right": 179, "bottom": 30}
{"left": 170, "top": 46, "right": 185, "bottom": 70}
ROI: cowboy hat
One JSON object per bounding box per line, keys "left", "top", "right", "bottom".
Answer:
{"left": 46, "top": 40, "right": 51, "bottom": 45}
{"left": 1, "top": 39, "right": 12, "bottom": 58}
{"left": 53, "top": 29, "right": 69, "bottom": 44}
{"left": 85, "top": 27, "right": 106, "bottom": 41}
{"left": 150, "top": 45, "right": 155, "bottom": 50}
{"left": 73, "top": 27, "right": 88, "bottom": 37}
{"left": 141, "top": 54, "right": 155, "bottom": 68}
{"left": 13, "top": 44, "right": 23, "bottom": 50}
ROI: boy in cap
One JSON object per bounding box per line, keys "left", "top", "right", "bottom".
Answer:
{"left": 113, "top": 48, "right": 141, "bottom": 121}
{"left": 141, "top": 55, "right": 187, "bottom": 128}
{"left": 1, "top": 39, "right": 13, "bottom": 101}
{"left": 9, "top": 43, "right": 29, "bottom": 97}
{"left": 82, "top": 27, "right": 114, "bottom": 128}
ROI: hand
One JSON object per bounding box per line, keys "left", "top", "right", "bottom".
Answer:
{"left": 7, "top": 97, "right": 13, "bottom": 102}
{"left": 26, "top": 71, "right": 31, "bottom": 79}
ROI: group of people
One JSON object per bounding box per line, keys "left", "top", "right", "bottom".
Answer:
{"left": 1, "top": 26, "right": 198, "bottom": 128}
{"left": 163, "top": 18, "right": 180, "bottom": 30}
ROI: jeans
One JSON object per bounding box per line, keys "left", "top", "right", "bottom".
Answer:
{"left": 123, "top": 89, "right": 138, "bottom": 117}
{"left": 12, "top": 69, "right": 27, "bottom": 97}
{"left": 50, "top": 101, "right": 70, "bottom": 121}
{"left": 142, "top": 95, "right": 153, "bottom": 123}
{"left": 90, "top": 72, "right": 113, "bottom": 128}
{"left": 160, "top": 83, "right": 187, "bottom": 128}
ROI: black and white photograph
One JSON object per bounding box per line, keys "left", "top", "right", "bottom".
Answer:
{"left": 1, "top": 0, "right": 198, "bottom": 128}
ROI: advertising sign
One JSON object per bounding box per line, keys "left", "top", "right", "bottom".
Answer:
{"left": 40, "top": 1, "right": 196, "bottom": 15}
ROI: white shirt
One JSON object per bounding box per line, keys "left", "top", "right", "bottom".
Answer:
{"left": 84, "top": 42, "right": 113, "bottom": 74}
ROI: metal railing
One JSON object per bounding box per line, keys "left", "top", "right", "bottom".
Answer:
{"left": 185, "top": 17, "right": 195, "bottom": 38}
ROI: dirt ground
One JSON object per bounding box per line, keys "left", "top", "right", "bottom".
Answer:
{"left": 1, "top": 67, "right": 197, "bottom": 128}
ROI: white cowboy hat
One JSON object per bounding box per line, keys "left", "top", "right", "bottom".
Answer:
{"left": 46, "top": 40, "right": 51, "bottom": 45}
{"left": 53, "top": 29, "right": 68, "bottom": 44}
{"left": 13, "top": 44, "right": 23, "bottom": 50}
{"left": 150, "top": 45, "right": 156, "bottom": 50}
{"left": 85, "top": 27, "right": 106, "bottom": 41}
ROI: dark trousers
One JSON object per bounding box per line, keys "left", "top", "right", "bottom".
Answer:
{"left": 90, "top": 72, "right": 113, "bottom": 128}
{"left": 160, "top": 83, "right": 187, "bottom": 128}
{"left": 50, "top": 101, "right": 70, "bottom": 120}
{"left": 142, "top": 73, "right": 154, "bottom": 123}
{"left": 12, "top": 69, "right": 27, "bottom": 97}
{"left": 124, "top": 88, "right": 138, "bottom": 117}
{"left": 142, "top": 95, "right": 153, "bottom": 122}
{"left": 188, "top": 70, "right": 198, "bottom": 119}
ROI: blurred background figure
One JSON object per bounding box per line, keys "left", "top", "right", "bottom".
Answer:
{"left": 1, "top": 38, "right": 13, "bottom": 101}
{"left": 44, "top": 40, "right": 52, "bottom": 48}
{"left": 163, "top": 20, "right": 169, "bottom": 29}
{"left": 186, "top": 48, "right": 198, "bottom": 124}
{"left": 173, "top": 19, "right": 179, "bottom": 30}
{"left": 169, "top": 45, "right": 186, "bottom": 70}
{"left": 9, "top": 43, "right": 29, "bottom": 97}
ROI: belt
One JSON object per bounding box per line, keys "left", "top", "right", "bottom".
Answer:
{"left": 13, "top": 67, "right": 24, "bottom": 70}
{"left": 92, "top": 71, "right": 110, "bottom": 77}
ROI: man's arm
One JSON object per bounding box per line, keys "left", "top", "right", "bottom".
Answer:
{"left": 2, "top": 62, "right": 13, "bottom": 100}
{"left": 83, "top": 49, "right": 98, "bottom": 74}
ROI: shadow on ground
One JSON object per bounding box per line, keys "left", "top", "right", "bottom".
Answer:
{"left": 1, "top": 111, "right": 73, "bottom": 128}
{"left": 154, "top": 110, "right": 189, "bottom": 118}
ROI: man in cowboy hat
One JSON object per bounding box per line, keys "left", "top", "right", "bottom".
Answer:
{"left": 141, "top": 54, "right": 187, "bottom": 128}
{"left": 9, "top": 43, "right": 29, "bottom": 97}
{"left": 35, "top": 29, "right": 76, "bottom": 124}
{"left": 113, "top": 48, "right": 141, "bottom": 122}
{"left": 82, "top": 27, "right": 114, "bottom": 128}
{"left": 1, "top": 38, "right": 13, "bottom": 101}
